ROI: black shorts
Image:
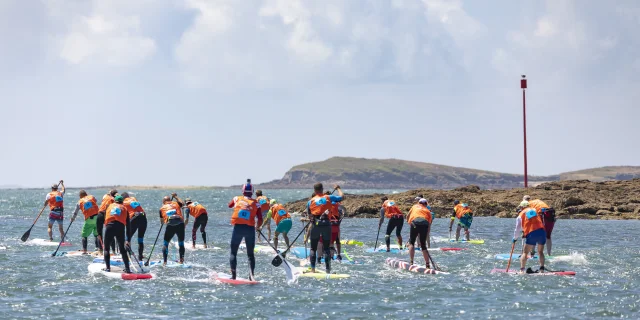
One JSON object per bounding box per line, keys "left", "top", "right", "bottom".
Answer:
{"left": 385, "top": 218, "right": 404, "bottom": 237}
{"left": 409, "top": 222, "right": 429, "bottom": 250}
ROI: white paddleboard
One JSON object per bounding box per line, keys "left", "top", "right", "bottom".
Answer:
{"left": 28, "top": 238, "right": 72, "bottom": 246}
{"left": 88, "top": 263, "right": 154, "bottom": 280}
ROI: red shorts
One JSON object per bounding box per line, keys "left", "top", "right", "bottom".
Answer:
{"left": 319, "top": 226, "right": 340, "bottom": 244}
{"left": 544, "top": 222, "right": 554, "bottom": 239}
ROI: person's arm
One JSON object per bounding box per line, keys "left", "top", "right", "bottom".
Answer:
{"left": 228, "top": 198, "right": 236, "bottom": 208}
{"left": 70, "top": 204, "right": 80, "bottom": 221}
{"left": 379, "top": 208, "right": 385, "bottom": 227}
{"left": 172, "top": 193, "right": 184, "bottom": 207}
{"left": 261, "top": 209, "right": 272, "bottom": 228}
{"left": 328, "top": 185, "right": 344, "bottom": 202}
{"left": 513, "top": 216, "right": 522, "bottom": 241}
{"left": 256, "top": 208, "right": 263, "bottom": 229}
{"left": 59, "top": 180, "right": 65, "bottom": 195}
{"left": 158, "top": 210, "right": 164, "bottom": 224}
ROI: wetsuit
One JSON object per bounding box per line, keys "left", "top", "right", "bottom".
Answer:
{"left": 160, "top": 200, "right": 185, "bottom": 263}
{"left": 408, "top": 204, "right": 432, "bottom": 251}
{"left": 124, "top": 197, "right": 146, "bottom": 260}
{"left": 98, "top": 194, "right": 116, "bottom": 252}
{"left": 307, "top": 194, "right": 344, "bottom": 272}
{"left": 379, "top": 200, "right": 404, "bottom": 249}
{"left": 103, "top": 203, "right": 131, "bottom": 272}
{"left": 228, "top": 196, "right": 263, "bottom": 279}
{"left": 186, "top": 202, "right": 208, "bottom": 246}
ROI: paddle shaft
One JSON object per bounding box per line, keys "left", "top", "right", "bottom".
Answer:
{"left": 145, "top": 223, "right": 164, "bottom": 266}
{"left": 373, "top": 224, "right": 382, "bottom": 250}
{"left": 506, "top": 241, "right": 516, "bottom": 272}
{"left": 281, "top": 220, "right": 311, "bottom": 255}
{"left": 127, "top": 245, "right": 145, "bottom": 273}
{"left": 51, "top": 218, "right": 74, "bottom": 256}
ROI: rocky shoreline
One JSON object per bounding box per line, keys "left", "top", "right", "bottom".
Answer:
{"left": 284, "top": 179, "right": 640, "bottom": 220}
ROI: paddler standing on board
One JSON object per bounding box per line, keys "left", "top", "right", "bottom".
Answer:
{"left": 159, "top": 194, "right": 186, "bottom": 265}
{"left": 449, "top": 200, "right": 473, "bottom": 241}
{"left": 103, "top": 195, "right": 132, "bottom": 273}
{"left": 45, "top": 181, "right": 65, "bottom": 241}
{"left": 255, "top": 190, "right": 271, "bottom": 243}
{"left": 407, "top": 199, "right": 433, "bottom": 267}
{"left": 523, "top": 196, "right": 556, "bottom": 256}
{"left": 181, "top": 197, "right": 209, "bottom": 249}
{"left": 513, "top": 201, "right": 547, "bottom": 273}
{"left": 228, "top": 180, "right": 263, "bottom": 281}
{"left": 97, "top": 189, "right": 118, "bottom": 252}
{"left": 70, "top": 190, "right": 100, "bottom": 253}
{"left": 379, "top": 196, "right": 405, "bottom": 252}
{"left": 306, "top": 183, "right": 344, "bottom": 273}
{"left": 261, "top": 199, "right": 292, "bottom": 254}
{"left": 121, "top": 192, "right": 147, "bottom": 261}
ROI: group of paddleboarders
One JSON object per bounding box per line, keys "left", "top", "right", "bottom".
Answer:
{"left": 513, "top": 195, "right": 556, "bottom": 273}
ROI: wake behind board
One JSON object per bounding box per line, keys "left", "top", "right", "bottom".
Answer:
{"left": 494, "top": 254, "right": 566, "bottom": 261}
{"left": 211, "top": 272, "right": 259, "bottom": 285}
{"left": 296, "top": 267, "right": 350, "bottom": 280}
{"left": 449, "top": 239, "right": 485, "bottom": 244}
{"left": 87, "top": 263, "right": 153, "bottom": 280}
{"left": 28, "top": 239, "right": 72, "bottom": 247}
{"left": 239, "top": 244, "right": 277, "bottom": 254}
{"left": 385, "top": 258, "right": 450, "bottom": 275}
{"left": 490, "top": 268, "right": 576, "bottom": 276}
{"left": 52, "top": 250, "right": 94, "bottom": 257}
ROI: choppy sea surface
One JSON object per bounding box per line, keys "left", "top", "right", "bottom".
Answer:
{"left": 0, "top": 188, "right": 639, "bottom": 319}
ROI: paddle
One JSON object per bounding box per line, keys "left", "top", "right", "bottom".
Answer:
{"left": 257, "top": 229, "right": 298, "bottom": 283}
{"left": 126, "top": 244, "right": 147, "bottom": 273}
{"left": 21, "top": 204, "right": 47, "bottom": 242}
{"left": 51, "top": 218, "right": 74, "bottom": 257}
{"left": 505, "top": 240, "right": 517, "bottom": 273}
{"left": 269, "top": 221, "right": 311, "bottom": 266}
{"left": 373, "top": 224, "right": 382, "bottom": 251}
{"left": 144, "top": 222, "right": 164, "bottom": 266}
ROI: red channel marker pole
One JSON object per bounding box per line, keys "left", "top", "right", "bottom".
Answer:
{"left": 521, "top": 75, "right": 528, "bottom": 188}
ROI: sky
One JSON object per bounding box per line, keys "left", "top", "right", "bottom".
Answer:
{"left": 1, "top": 0, "right": 639, "bottom": 188}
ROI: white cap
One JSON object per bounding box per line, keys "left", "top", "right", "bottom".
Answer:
{"left": 523, "top": 195, "right": 531, "bottom": 201}
{"left": 419, "top": 198, "right": 428, "bottom": 205}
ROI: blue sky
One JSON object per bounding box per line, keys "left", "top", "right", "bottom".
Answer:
{"left": 1, "top": 0, "right": 639, "bottom": 188}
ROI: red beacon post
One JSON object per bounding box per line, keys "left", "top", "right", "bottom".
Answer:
{"left": 521, "top": 75, "right": 528, "bottom": 188}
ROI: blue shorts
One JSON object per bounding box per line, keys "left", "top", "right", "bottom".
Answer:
{"left": 525, "top": 228, "right": 547, "bottom": 246}
{"left": 275, "top": 219, "right": 292, "bottom": 234}
{"left": 458, "top": 214, "right": 472, "bottom": 229}
{"left": 48, "top": 218, "right": 63, "bottom": 226}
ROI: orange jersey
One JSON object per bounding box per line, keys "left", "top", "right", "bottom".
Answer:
{"left": 528, "top": 199, "right": 550, "bottom": 213}
{"left": 271, "top": 204, "right": 291, "bottom": 225}
{"left": 231, "top": 196, "right": 259, "bottom": 226}
{"left": 256, "top": 196, "right": 270, "bottom": 214}
{"left": 78, "top": 195, "right": 99, "bottom": 219}
{"left": 382, "top": 200, "right": 403, "bottom": 218}
{"left": 160, "top": 201, "right": 183, "bottom": 223}
{"left": 187, "top": 202, "right": 207, "bottom": 219}
{"left": 519, "top": 208, "right": 545, "bottom": 236}
{"left": 123, "top": 197, "right": 145, "bottom": 219}
{"left": 454, "top": 203, "right": 473, "bottom": 219}
{"left": 99, "top": 194, "right": 114, "bottom": 212}
{"left": 47, "top": 191, "right": 64, "bottom": 210}
{"left": 328, "top": 202, "right": 341, "bottom": 222}
{"left": 104, "top": 203, "right": 128, "bottom": 225}
{"left": 408, "top": 204, "right": 433, "bottom": 225}
{"left": 308, "top": 195, "right": 332, "bottom": 216}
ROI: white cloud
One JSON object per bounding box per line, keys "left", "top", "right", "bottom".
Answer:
{"left": 48, "top": 0, "right": 157, "bottom": 67}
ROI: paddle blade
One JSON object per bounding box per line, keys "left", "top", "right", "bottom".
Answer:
{"left": 21, "top": 228, "right": 32, "bottom": 242}
{"left": 282, "top": 258, "right": 300, "bottom": 284}
{"left": 271, "top": 254, "right": 283, "bottom": 267}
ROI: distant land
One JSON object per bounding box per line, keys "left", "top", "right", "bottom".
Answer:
{"left": 257, "top": 157, "right": 640, "bottom": 189}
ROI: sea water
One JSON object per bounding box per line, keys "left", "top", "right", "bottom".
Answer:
{"left": 0, "top": 188, "right": 638, "bottom": 319}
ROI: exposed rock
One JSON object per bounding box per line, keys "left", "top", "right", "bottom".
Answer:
{"left": 284, "top": 179, "right": 640, "bottom": 220}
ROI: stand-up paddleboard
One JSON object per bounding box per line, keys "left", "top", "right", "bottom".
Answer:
{"left": 340, "top": 240, "right": 364, "bottom": 246}
{"left": 28, "top": 239, "right": 72, "bottom": 246}
{"left": 0, "top": 246, "right": 6, "bottom": 250}
{"left": 173, "top": 241, "right": 220, "bottom": 250}
{"left": 87, "top": 263, "right": 153, "bottom": 280}
{"left": 490, "top": 268, "right": 576, "bottom": 276}
{"left": 211, "top": 272, "right": 259, "bottom": 285}
{"left": 51, "top": 250, "right": 94, "bottom": 257}
{"left": 385, "top": 258, "right": 450, "bottom": 275}
{"left": 296, "top": 267, "right": 350, "bottom": 280}
{"left": 449, "top": 239, "right": 484, "bottom": 244}
{"left": 494, "top": 253, "right": 566, "bottom": 261}
{"left": 369, "top": 244, "right": 464, "bottom": 253}
{"left": 92, "top": 258, "right": 190, "bottom": 268}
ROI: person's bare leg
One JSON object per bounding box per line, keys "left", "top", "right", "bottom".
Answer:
{"left": 273, "top": 231, "right": 279, "bottom": 252}
{"left": 521, "top": 244, "right": 533, "bottom": 272}
{"left": 408, "top": 244, "right": 415, "bottom": 264}
{"left": 455, "top": 225, "right": 461, "bottom": 241}
{"left": 537, "top": 244, "right": 545, "bottom": 270}
{"left": 48, "top": 223, "right": 53, "bottom": 240}
{"left": 58, "top": 224, "right": 64, "bottom": 240}
{"left": 546, "top": 238, "right": 552, "bottom": 256}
